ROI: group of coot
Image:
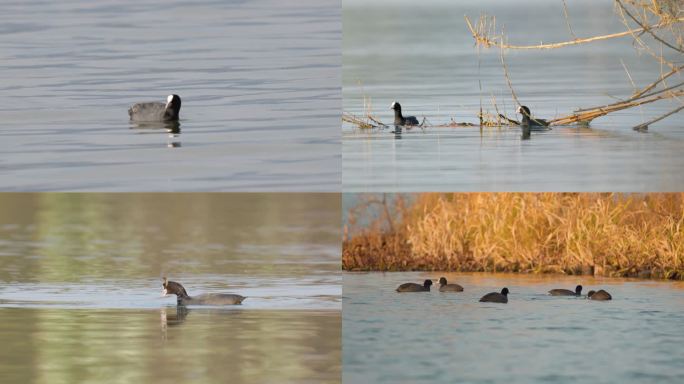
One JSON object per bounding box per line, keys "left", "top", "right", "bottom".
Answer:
{"left": 390, "top": 101, "right": 548, "bottom": 130}
{"left": 396, "top": 278, "right": 612, "bottom": 304}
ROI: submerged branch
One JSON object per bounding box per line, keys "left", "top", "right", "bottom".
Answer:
{"left": 633, "top": 104, "right": 684, "bottom": 131}
{"left": 549, "top": 90, "right": 684, "bottom": 125}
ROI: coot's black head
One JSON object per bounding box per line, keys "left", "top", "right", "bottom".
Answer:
{"left": 165, "top": 94, "right": 182, "bottom": 116}
{"left": 501, "top": 287, "right": 509, "bottom": 296}
{"left": 575, "top": 285, "right": 583, "bottom": 294}
{"left": 162, "top": 277, "right": 188, "bottom": 297}
{"left": 516, "top": 105, "right": 530, "bottom": 117}
{"left": 439, "top": 277, "right": 447, "bottom": 286}
{"left": 423, "top": 279, "right": 433, "bottom": 288}
{"left": 587, "top": 290, "right": 596, "bottom": 298}
{"left": 390, "top": 101, "right": 402, "bottom": 111}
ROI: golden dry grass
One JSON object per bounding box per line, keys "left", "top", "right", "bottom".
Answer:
{"left": 343, "top": 193, "right": 684, "bottom": 280}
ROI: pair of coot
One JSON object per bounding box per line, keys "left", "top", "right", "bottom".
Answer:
{"left": 390, "top": 102, "right": 547, "bottom": 128}
{"left": 396, "top": 277, "right": 464, "bottom": 293}
{"left": 162, "top": 277, "right": 245, "bottom": 305}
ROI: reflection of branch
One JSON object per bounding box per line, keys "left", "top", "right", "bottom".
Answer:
{"left": 616, "top": 0, "right": 684, "bottom": 54}
{"left": 465, "top": 15, "right": 684, "bottom": 50}
{"left": 633, "top": 104, "right": 684, "bottom": 131}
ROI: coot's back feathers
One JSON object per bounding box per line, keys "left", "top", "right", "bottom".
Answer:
{"left": 479, "top": 287, "right": 509, "bottom": 303}
{"left": 396, "top": 279, "right": 432, "bottom": 292}
{"left": 129, "top": 94, "right": 181, "bottom": 122}
{"left": 438, "top": 277, "right": 464, "bottom": 292}
{"left": 549, "top": 285, "right": 582, "bottom": 296}
{"left": 587, "top": 289, "right": 612, "bottom": 300}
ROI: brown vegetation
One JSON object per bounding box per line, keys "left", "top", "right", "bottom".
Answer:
{"left": 343, "top": 193, "right": 684, "bottom": 280}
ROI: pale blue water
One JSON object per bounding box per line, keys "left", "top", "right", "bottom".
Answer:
{"left": 343, "top": 272, "right": 684, "bottom": 384}
{"left": 0, "top": 0, "right": 340, "bottom": 191}
{"left": 343, "top": 0, "right": 684, "bottom": 191}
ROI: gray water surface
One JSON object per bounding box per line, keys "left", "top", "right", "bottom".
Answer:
{"left": 343, "top": 0, "right": 684, "bottom": 191}
{"left": 343, "top": 272, "right": 684, "bottom": 384}
{"left": 0, "top": 0, "right": 340, "bottom": 191}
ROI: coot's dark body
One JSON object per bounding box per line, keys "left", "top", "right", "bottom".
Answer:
{"left": 587, "top": 289, "right": 612, "bottom": 301}
{"left": 163, "top": 277, "right": 245, "bottom": 305}
{"left": 549, "top": 285, "right": 582, "bottom": 296}
{"left": 396, "top": 279, "right": 433, "bottom": 292}
{"left": 438, "top": 277, "right": 464, "bottom": 292}
{"left": 479, "top": 287, "right": 509, "bottom": 303}
{"left": 517, "top": 105, "right": 549, "bottom": 127}
{"left": 129, "top": 94, "right": 181, "bottom": 122}
{"left": 391, "top": 101, "right": 419, "bottom": 126}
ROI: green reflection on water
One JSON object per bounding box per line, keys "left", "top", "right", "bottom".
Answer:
{"left": 0, "top": 193, "right": 340, "bottom": 282}
{"left": 0, "top": 307, "right": 340, "bottom": 384}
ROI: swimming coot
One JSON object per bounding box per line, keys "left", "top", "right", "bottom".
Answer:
{"left": 162, "top": 277, "right": 245, "bottom": 305}
{"left": 479, "top": 287, "right": 509, "bottom": 303}
{"left": 438, "top": 277, "right": 464, "bottom": 292}
{"left": 516, "top": 105, "right": 549, "bottom": 127}
{"left": 587, "top": 289, "right": 612, "bottom": 301}
{"left": 549, "top": 285, "right": 582, "bottom": 296}
{"left": 390, "top": 101, "right": 420, "bottom": 126}
{"left": 129, "top": 94, "right": 181, "bottom": 122}
{"left": 396, "top": 279, "right": 433, "bottom": 292}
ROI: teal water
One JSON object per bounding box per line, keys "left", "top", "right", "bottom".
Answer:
{"left": 343, "top": 272, "right": 684, "bottom": 384}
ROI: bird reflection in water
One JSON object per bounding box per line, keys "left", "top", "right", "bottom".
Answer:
{"left": 160, "top": 306, "right": 189, "bottom": 340}
{"left": 391, "top": 126, "right": 402, "bottom": 139}
{"left": 129, "top": 121, "right": 182, "bottom": 147}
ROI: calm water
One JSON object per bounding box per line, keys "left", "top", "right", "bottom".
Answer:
{"left": 0, "top": 0, "right": 340, "bottom": 191}
{"left": 343, "top": 272, "right": 684, "bottom": 384}
{"left": 0, "top": 194, "right": 341, "bottom": 383}
{"left": 343, "top": 0, "right": 684, "bottom": 191}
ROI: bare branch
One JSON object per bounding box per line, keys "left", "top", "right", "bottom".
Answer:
{"left": 633, "top": 104, "right": 684, "bottom": 131}
{"left": 616, "top": 0, "right": 684, "bottom": 54}
{"left": 464, "top": 14, "right": 684, "bottom": 50}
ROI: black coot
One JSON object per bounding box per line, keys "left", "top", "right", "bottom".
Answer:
{"left": 390, "top": 101, "right": 419, "bottom": 126}
{"left": 479, "top": 287, "right": 509, "bottom": 303}
{"left": 587, "top": 289, "right": 612, "bottom": 300}
{"left": 396, "top": 279, "right": 433, "bottom": 292}
{"left": 516, "top": 105, "right": 549, "bottom": 127}
{"left": 129, "top": 94, "right": 181, "bottom": 122}
{"left": 162, "top": 277, "right": 245, "bottom": 305}
{"left": 549, "top": 285, "right": 582, "bottom": 296}
{"left": 438, "top": 277, "right": 464, "bottom": 292}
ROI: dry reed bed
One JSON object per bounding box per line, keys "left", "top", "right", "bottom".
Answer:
{"left": 343, "top": 193, "right": 684, "bottom": 280}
